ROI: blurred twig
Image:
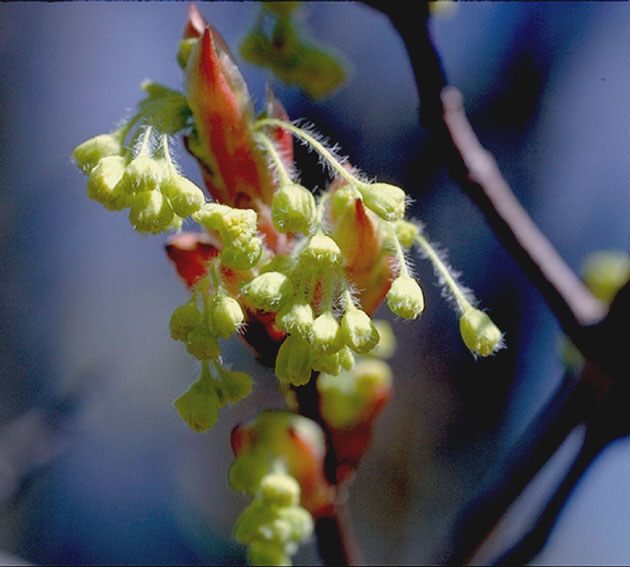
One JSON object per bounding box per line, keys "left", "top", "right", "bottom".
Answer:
{"left": 365, "top": 2, "right": 630, "bottom": 564}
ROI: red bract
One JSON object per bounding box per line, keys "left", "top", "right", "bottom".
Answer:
{"left": 185, "top": 26, "right": 275, "bottom": 209}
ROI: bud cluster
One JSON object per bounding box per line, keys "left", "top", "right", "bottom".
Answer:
{"left": 234, "top": 470, "right": 313, "bottom": 567}
{"left": 173, "top": 359, "right": 252, "bottom": 432}
{"left": 229, "top": 411, "right": 331, "bottom": 566}
{"left": 73, "top": 83, "right": 202, "bottom": 234}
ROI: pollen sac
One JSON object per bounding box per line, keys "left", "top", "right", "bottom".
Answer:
{"left": 271, "top": 182, "right": 316, "bottom": 234}
{"left": 169, "top": 301, "right": 203, "bottom": 341}
{"left": 210, "top": 294, "right": 245, "bottom": 339}
{"left": 128, "top": 190, "right": 174, "bottom": 233}
{"left": 73, "top": 131, "right": 124, "bottom": 173}
{"left": 162, "top": 173, "right": 206, "bottom": 217}
{"left": 86, "top": 155, "right": 133, "bottom": 211}
{"left": 185, "top": 323, "right": 221, "bottom": 360}
{"left": 341, "top": 307, "right": 380, "bottom": 354}
{"left": 360, "top": 182, "right": 406, "bottom": 222}
{"left": 386, "top": 275, "right": 425, "bottom": 319}
{"left": 242, "top": 272, "right": 294, "bottom": 312}
{"left": 459, "top": 308, "right": 504, "bottom": 357}
{"left": 275, "top": 335, "right": 314, "bottom": 386}
{"left": 301, "top": 231, "right": 342, "bottom": 268}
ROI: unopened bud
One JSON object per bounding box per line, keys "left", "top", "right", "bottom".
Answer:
{"left": 275, "top": 336, "right": 314, "bottom": 386}
{"left": 246, "top": 540, "right": 289, "bottom": 567}
{"left": 277, "top": 506, "right": 314, "bottom": 541}
{"left": 163, "top": 174, "right": 206, "bottom": 217}
{"left": 386, "top": 275, "right": 424, "bottom": 319}
{"left": 459, "top": 308, "right": 504, "bottom": 357}
{"left": 313, "top": 346, "right": 355, "bottom": 376}
{"left": 117, "top": 154, "right": 165, "bottom": 194}
{"left": 220, "top": 236, "right": 263, "bottom": 270}
{"left": 258, "top": 472, "right": 300, "bottom": 507}
{"left": 73, "top": 131, "right": 124, "bottom": 173}
{"left": 301, "top": 231, "right": 341, "bottom": 267}
{"left": 271, "top": 183, "right": 316, "bottom": 234}
{"left": 169, "top": 301, "right": 203, "bottom": 341}
{"left": 341, "top": 307, "right": 380, "bottom": 354}
{"left": 185, "top": 324, "right": 221, "bottom": 360}
{"left": 242, "top": 272, "right": 294, "bottom": 312}
{"left": 276, "top": 301, "right": 314, "bottom": 338}
{"left": 128, "top": 190, "right": 174, "bottom": 233}
{"left": 360, "top": 182, "right": 406, "bottom": 221}
{"left": 86, "top": 155, "right": 132, "bottom": 210}
{"left": 215, "top": 363, "right": 253, "bottom": 403}
{"left": 312, "top": 311, "right": 343, "bottom": 354}
{"left": 173, "top": 376, "right": 221, "bottom": 432}
{"left": 210, "top": 294, "right": 245, "bottom": 339}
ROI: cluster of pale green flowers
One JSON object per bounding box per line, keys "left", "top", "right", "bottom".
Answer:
{"left": 234, "top": 469, "right": 313, "bottom": 566}
{"left": 73, "top": 78, "right": 505, "bottom": 436}
{"left": 73, "top": 83, "right": 205, "bottom": 234}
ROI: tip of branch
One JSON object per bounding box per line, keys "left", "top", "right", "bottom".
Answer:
{"left": 441, "top": 87, "right": 464, "bottom": 111}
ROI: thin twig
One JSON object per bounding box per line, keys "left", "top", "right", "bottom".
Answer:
{"left": 363, "top": 3, "right": 629, "bottom": 564}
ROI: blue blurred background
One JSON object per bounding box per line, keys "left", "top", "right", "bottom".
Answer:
{"left": 0, "top": 2, "right": 629, "bottom": 565}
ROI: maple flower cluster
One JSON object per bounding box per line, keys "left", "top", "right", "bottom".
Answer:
{"left": 72, "top": 6, "right": 504, "bottom": 565}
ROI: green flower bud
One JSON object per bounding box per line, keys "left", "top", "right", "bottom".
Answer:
{"left": 234, "top": 500, "right": 277, "bottom": 544}
{"left": 395, "top": 220, "right": 419, "bottom": 249}
{"left": 246, "top": 541, "right": 289, "bottom": 567}
{"left": 459, "top": 308, "right": 504, "bottom": 357}
{"left": 210, "top": 294, "right": 245, "bottom": 339}
{"left": 193, "top": 204, "right": 258, "bottom": 240}
{"left": 128, "top": 190, "right": 174, "bottom": 233}
{"left": 582, "top": 250, "right": 630, "bottom": 304}
{"left": 258, "top": 472, "right": 300, "bottom": 507}
{"left": 214, "top": 363, "right": 253, "bottom": 404}
{"left": 86, "top": 155, "right": 133, "bottom": 211}
{"left": 73, "top": 131, "right": 124, "bottom": 173}
{"left": 276, "top": 505, "right": 314, "bottom": 541}
{"left": 301, "top": 231, "right": 341, "bottom": 268}
{"left": 185, "top": 324, "right": 221, "bottom": 360}
{"left": 271, "top": 183, "right": 316, "bottom": 234}
{"left": 117, "top": 154, "right": 166, "bottom": 194}
{"left": 162, "top": 173, "right": 205, "bottom": 217}
{"left": 331, "top": 184, "right": 362, "bottom": 216}
{"left": 242, "top": 272, "right": 294, "bottom": 312}
{"left": 360, "top": 182, "right": 406, "bottom": 221}
{"left": 220, "top": 236, "right": 263, "bottom": 270}
{"left": 169, "top": 301, "right": 203, "bottom": 341}
{"left": 313, "top": 346, "right": 355, "bottom": 376}
{"left": 275, "top": 336, "right": 314, "bottom": 386}
{"left": 275, "top": 301, "right": 314, "bottom": 338}
{"left": 173, "top": 376, "right": 221, "bottom": 432}
{"left": 177, "top": 37, "right": 198, "bottom": 69}
{"left": 311, "top": 311, "right": 343, "bottom": 354}
{"left": 229, "top": 452, "right": 271, "bottom": 495}
{"left": 386, "top": 275, "right": 425, "bottom": 319}
{"left": 341, "top": 307, "right": 380, "bottom": 354}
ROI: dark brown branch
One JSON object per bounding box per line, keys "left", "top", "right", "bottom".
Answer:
{"left": 364, "top": 3, "right": 630, "bottom": 565}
